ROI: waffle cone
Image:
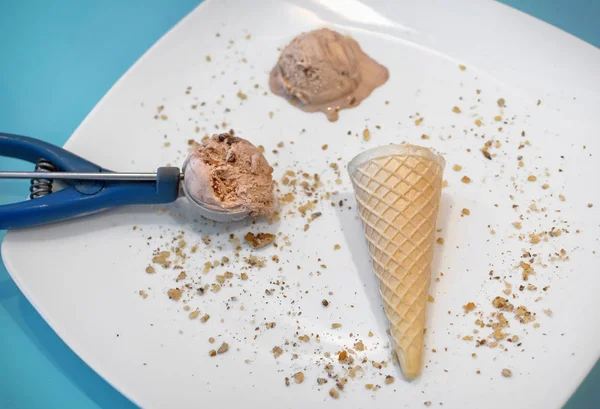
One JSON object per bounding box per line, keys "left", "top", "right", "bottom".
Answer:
{"left": 348, "top": 144, "right": 445, "bottom": 380}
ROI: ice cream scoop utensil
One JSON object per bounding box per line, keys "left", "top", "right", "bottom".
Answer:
{"left": 0, "top": 133, "right": 248, "bottom": 229}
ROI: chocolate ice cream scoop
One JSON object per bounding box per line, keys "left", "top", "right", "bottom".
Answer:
{"left": 183, "top": 133, "right": 274, "bottom": 219}
{"left": 269, "top": 28, "right": 389, "bottom": 121}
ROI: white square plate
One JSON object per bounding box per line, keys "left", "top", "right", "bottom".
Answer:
{"left": 3, "top": 1, "right": 600, "bottom": 408}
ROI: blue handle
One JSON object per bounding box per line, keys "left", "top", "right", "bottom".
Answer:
{"left": 0, "top": 167, "right": 181, "bottom": 230}
{"left": 0, "top": 133, "right": 181, "bottom": 229}
{"left": 1, "top": 132, "right": 101, "bottom": 172}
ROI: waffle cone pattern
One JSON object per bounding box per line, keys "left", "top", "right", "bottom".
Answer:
{"left": 348, "top": 144, "right": 445, "bottom": 380}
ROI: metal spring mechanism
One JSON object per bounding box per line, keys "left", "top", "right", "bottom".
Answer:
{"left": 29, "top": 159, "right": 56, "bottom": 199}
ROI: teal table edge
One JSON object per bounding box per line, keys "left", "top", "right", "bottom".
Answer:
{"left": 0, "top": 1, "right": 598, "bottom": 408}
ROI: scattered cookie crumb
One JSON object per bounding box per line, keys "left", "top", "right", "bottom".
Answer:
{"left": 167, "top": 288, "right": 182, "bottom": 301}
{"left": 363, "top": 128, "right": 371, "bottom": 141}
{"left": 217, "top": 342, "right": 229, "bottom": 354}
{"left": 272, "top": 346, "right": 283, "bottom": 358}
{"left": 245, "top": 232, "right": 275, "bottom": 248}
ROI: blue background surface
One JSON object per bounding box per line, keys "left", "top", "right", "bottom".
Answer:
{"left": 0, "top": 1, "right": 598, "bottom": 408}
